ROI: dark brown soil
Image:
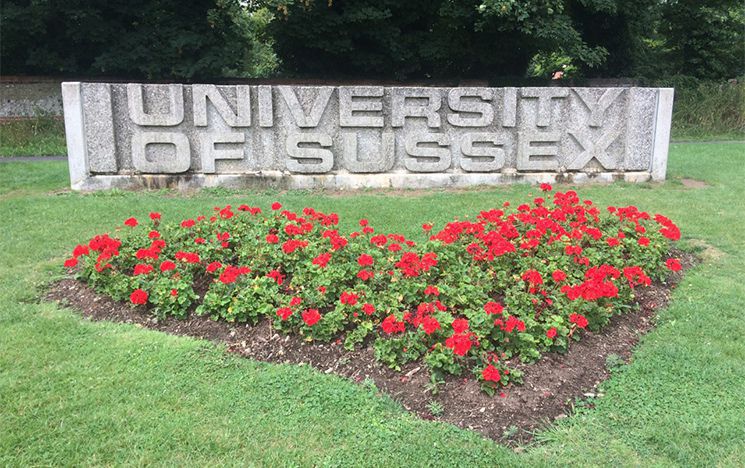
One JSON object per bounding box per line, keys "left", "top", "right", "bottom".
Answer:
{"left": 45, "top": 250, "right": 695, "bottom": 444}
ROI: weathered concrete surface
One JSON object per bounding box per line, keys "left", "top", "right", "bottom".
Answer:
{"left": 62, "top": 82, "right": 674, "bottom": 190}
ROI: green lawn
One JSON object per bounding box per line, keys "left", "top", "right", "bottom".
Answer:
{"left": 1, "top": 142, "right": 744, "bottom": 466}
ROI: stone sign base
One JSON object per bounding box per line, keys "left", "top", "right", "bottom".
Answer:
{"left": 71, "top": 170, "right": 653, "bottom": 191}
{"left": 62, "top": 83, "right": 673, "bottom": 190}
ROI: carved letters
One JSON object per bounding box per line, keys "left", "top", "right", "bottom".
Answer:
{"left": 114, "top": 84, "right": 638, "bottom": 174}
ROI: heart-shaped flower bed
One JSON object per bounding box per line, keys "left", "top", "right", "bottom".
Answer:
{"left": 63, "top": 185, "right": 682, "bottom": 395}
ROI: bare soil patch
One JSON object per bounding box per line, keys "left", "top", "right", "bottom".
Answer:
{"left": 45, "top": 250, "right": 694, "bottom": 444}
{"left": 680, "top": 178, "right": 710, "bottom": 188}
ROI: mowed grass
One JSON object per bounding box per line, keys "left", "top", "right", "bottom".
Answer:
{"left": 1, "top": 142, "right": 744, "bottom": 466}
{"left": 0, "top": 117, "right": 67, "bottom": 157}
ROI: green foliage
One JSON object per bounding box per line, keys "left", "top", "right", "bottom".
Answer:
{"left": 659, "top": 0, "right": 744, "bottom": 80}
{"left": 0, "top": 0, "right": 267, "bottom": 79}
{"left": 266, "top": 0, "right": 636, "bottom": 79}
{"left": 656, "top": 76, "right": 745, "bottom": 140}
{"left": 66, "top": 189, "right": 681, "bottom": 393}
{"left": 0, "top": 117, "right": 67, "bottom": 157}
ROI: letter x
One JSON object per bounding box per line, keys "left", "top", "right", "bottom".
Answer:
{"left": 567, "top": 128, "right": 620, "bottom": 170}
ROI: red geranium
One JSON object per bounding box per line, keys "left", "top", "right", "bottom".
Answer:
{"left": 484, "top": 301, "right": 503, "bottom": 315}
{"left": 130, "top": 289, "right": 148, "bottom": 305}
{"left": 552, "top": 270, "right": 567, "bottom": 282}
{"left": 382, "top": 314, "right": 405, "bottom": 334}
{"left": 451, "top": 318, "right": 469, "bottom": 334}
{"left": 357, "top": 253, "right": 374, "bottom": 267}
{"left": 302, "top": 309, "right": 321, "bottom": 326}
{"left": 666, "top": 258, "right": 682, "bottom": 272}
{"left": 420, "top": 316, "right": 441, "bottom": 335}
{"left": 482, "top": 364, "right": 501, "bottom": 382}
{"left": 569, "top": 313, "right": 589, "bottom": 329}
{"left": 276, "top": 307, "right": 293, "bottom": 321}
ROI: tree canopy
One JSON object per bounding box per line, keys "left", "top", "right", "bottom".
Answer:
{"left": 1, "top": 0, "right": 256, "bottom": 79}
{"left": 1, "top": 0, "right": 742, "bottom": 80}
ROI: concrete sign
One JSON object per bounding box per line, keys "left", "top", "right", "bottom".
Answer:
{"left": 62, "top": 83, "right": 673, "bottom": 190}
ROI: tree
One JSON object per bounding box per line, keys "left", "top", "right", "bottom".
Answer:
{"left": 658, "top": 0, "right": 744, "bottom": 79}
{"left": 265, "top": 0, "right": 649, "bottom": 79}
{"left": 1, "top": 0, "right": 257, "bottom": 79}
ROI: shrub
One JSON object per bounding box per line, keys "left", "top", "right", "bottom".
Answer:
{"left": 64, "top": 187, "right": 682, "bottom": 393}
{"left": 657, "top": 75, "right": 745, "bottom": 139}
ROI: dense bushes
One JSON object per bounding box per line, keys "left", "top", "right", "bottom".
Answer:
{"left": 0, "top": 0, "right": 276, "bottom": 80}
{"left": 65, "top": 188, "right": 682, "bottom": 393}
{"left": 660, "top": 76, "right": 745, "bottom": 139}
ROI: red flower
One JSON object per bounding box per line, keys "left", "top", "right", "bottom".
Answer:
{"left": 271, "top": 202, "right": 282, "bottom": 211}
{"left": 282, "top": 239, "right": 308, "bottom": 254}
{"left": 521, "top": 269, "right": 544, "bottom": 285}
{"left": 606, "top": 237, "right": 620, "bottom": 247}
{"left": 133, "top": 264, "right": 153, "bottom": 276}
{"left": 175, "top": 251, "right": 200, "bottom": 264}
{"left": 503, "top": 316, "right": 525, "bottom": 333}
{"left": 422, "top": 223, "right": 433, "bottom": 231}
{"left": 302, "top": 309, "right": 321, "bottom": 326}
{"left": 159, "top": 260, "right": 176, "bottom": 272}
{"left": 482, "top": 364, "right": 501, "bottom": 382}
{"left": 357, "top": 253, "right": 374, "bottom": 266}
{"left": 569, "top": 313, "right": 588, "bottom": 329}
{"left": 451, "top": 318, "right": 469, "bottom": 334}
{"left": 362, "top": 303, "right": 376, "bottom": 315}
{"left": 546, "top": 327, "right": 557, "bottom": 339}
{"left": 660, "top": 225, "right": 681, "bottom": 241}
{"left": 124, "top": 217, "right": 138, "bottom": 227}
{"left": 484, "top": 301, "right": 503, "bottom": 315}
{"left": 290, "top": 296, "right": 302, "bottom": 307}
{"left": 206, "top": 261, "right": 222, "bottom": 273}
{"left": 219, "top": 265, "right": 249, "bottom": 284}
{"left": 382, "top": 314, "right": 405, "bottom": 334}
{"left": 130, "top": 289, "right": 148, "bottom": 305}
{"left": 638, "top": 237, "right": 650, "bottom": 247}
{"left": 170, "top": 289, "right": 178, "bottom": 297}
{"left": 181, "top": 219, "right": 196, "bottom": 228}
{"left": 276, "top": 307, "right": 293, "bottom": 321}
{"left": 539, "top": 183, "right": 553, "bottom": 192}
{"left": 312, "top": 252, "right": 332, "bottom": 268}
{"left": 266, "top": 234, "right": 279, "bottom": 244}
{"left": 424, "top": 285, "right": 440, "bottom": 296}
{"left": 420, "top": 316, "right": 441, "bottom": 335}
{"left": 340, "top": 291, "right": 358, "bottom": 306}
{"left": 445, "top": 333, "right": 474, "bottom": 356}
{"left": 64, "top": 257, "right": 78, "bottom": 268}
{"left": 148, "top": 230, "right": 160, "bottom": 239}
{"left": 72, "top": 244, "right": 89, "bottom": 257}
{"left": 267, "top": 269, "right": 285, "bottom": 285}
{"left": 149, "top": 212, "right": 161, "bottom": 221}
{"left": 666, "top": 258, "right": 682, "bottom": 272}
{"left": 357, "top": 270, "right": 375, "bottom": 281}
{"left": 359, "top": 219, "right": 369, "bottom": 227}
{"left": 552, "top": 270, "right": 567, "bottom": 282}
